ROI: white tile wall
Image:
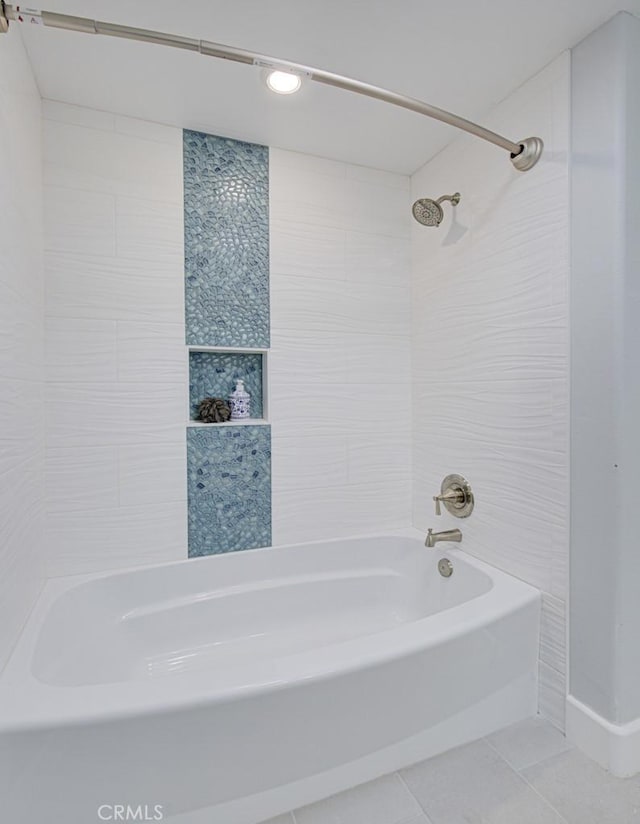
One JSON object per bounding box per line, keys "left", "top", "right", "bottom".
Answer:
{"left": 269, "top": 148, "right": 412, "bottom": 545}
{"left": 42, "top": 112, "right": 413, "bottom": 571}
{"left": 0, "top": 28, "right": 45, "bottom": 672}
{"left": 43, "top": 101, "right": 188, "bottom": 576}
{"left": 410, "top": 55, "right": 570, "bottom": 728}
{"left": 44, "top": 186, "right": 116, "bottom": 256}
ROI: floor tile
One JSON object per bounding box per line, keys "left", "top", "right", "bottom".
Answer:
{"left": 293, "top": 773, "right": 422, "bottom": 824}
{"left": 261, "top": 816, "right": 295, "bottom": 824}
{"left": 523, "top": 748, "right": 640, "bottom": 823}
{"left": 486, "top": 716, "right": 572, "bottom": 771}
{"left": 400, "top": 739, "right": 565, "bottom": 824}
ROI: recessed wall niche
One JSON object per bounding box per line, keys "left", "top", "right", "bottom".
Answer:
{"left": 188, "top": 349, "right": 267, "bottom": 423}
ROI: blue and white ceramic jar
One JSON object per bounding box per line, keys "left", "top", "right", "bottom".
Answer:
{"left": 229, "top": 379, "right": 251, "bottom": 420}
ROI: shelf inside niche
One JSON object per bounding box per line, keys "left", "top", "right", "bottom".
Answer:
{"left": 188, "top": 348, "right": 267, "bottom": 424}
{"left": 186, "top": 419, "right": 269, "bottom": 428}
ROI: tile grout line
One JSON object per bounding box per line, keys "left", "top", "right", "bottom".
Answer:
{"left": 516, "top": 770, "right": 571, "bottom": 824}
{"left": 480, "top": 738, "right": 570, "bottom": 824}
{"left": 482, "top": 733, "right": 571, "bottom": 774}
{"left": 483, "top": 739, "right": 572, "bottom": 824}
{"left": 395, "top": 769, "right": 435, "bottom": 823}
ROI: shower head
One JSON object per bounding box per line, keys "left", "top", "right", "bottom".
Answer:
{"left": 412, "top": 192, "right": 461, "bottom": 227}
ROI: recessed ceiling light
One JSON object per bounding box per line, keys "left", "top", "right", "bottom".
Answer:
{"left": 265, "top": 70, "right": 302, "bottom": 95}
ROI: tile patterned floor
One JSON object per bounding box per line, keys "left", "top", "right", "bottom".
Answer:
{"left": 263, "top": 716, "right": 640, "bottom": 824}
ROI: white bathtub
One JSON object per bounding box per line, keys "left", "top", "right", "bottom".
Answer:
{"left": 0, "top": 532, "right": 539, "bottom": 824}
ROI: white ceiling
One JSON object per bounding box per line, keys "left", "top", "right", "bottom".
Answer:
{"left": 15, "top": 0, "right": 640, "bottom": 174}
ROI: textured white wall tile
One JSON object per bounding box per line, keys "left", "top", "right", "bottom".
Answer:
{"left": 269, "top": 148, "right": 346, "bottom": 179}
{"left": 270, "top": 382, "right": 411, "bottom": 439}
{"left": 44, "top": 186, "right": 116, "bottom": 256}
{"left": 46, "top": 252, "right": 183, "bottom": 322}
{"left": 270, "top": 154, "right": 409, "bottom": 238}
{"left": 539, "top": 660, "right": 567, "bottom": 732}
{"left": 46, "top": 446, "right": 119, "bottom": 511}
{"left": 273, "top": 482, "right": 412, "bottom": 546}
{"left": 271, "top": 330, "right": 411, "bottom": 391}
{"left": 0, "top": 29, "right": 44, "bottom": 672}
{"left": 345, "top": 230, "right": 411, "bottom": 286}
{"left": 268, "top": 384, "right": 347, "bottom": 435}
{"left": 270, "top": 329, "right": 350, "bottom": 384}
{"left": 271, "top": 274, "right": 409, "bottom": 336}
{"left": 42, "top": 99, "right": 115, "bottom": 131}
{"left": 411, "top": 305, "right": 567, "bottom": 384}
{"left": 345, "top": 333, "right": 411, "bottom": 385}
{"left": 45, "top": 318, "right": 117, "bottom": 383}
{"left": 269, "top": 167, "right": 351, "bottom": 228}
{"left": 115, "top": 196, "right": 183, "bottom": 262}
{"left": 345, "top": 164, "right": 411, "bottom": 191}
{"left": 117, "top": 444, "right": 187, "bottom": 506}
{"left": 0, "top": 220, "right": 43, "bottom": 307}
{"left": 270, "top": 219, "right": 346, "bottom": 281}
{"left": 47, "top": 501, "right": 188, "bottom": 577}
{"left": 348, "top": 432, "right": 411, "bottom": 485}
{"left": 551, "top": 528, "right": 568, "bottom": 601}
{"left": 0, "top": 378, "right": 45, "bottom": 477}
{"left": 540, "top": 593, "right": 567, "bottom": 675}
{"left": 0, "top": 460, "right": 44, "bottom": 667}
{"left": 272, "top": 435, "right": 349, "bottom": 491}
{"left": 116, "top": 321, "right": 186, "bottom": 384}
{"left": 270, "top": 149, "right": 412, "bottom": 545}
{"left": 46, "top": 383, "right": 185, "bottom": 448}
{"left": 44, "top": 119, "right": 183, "bottom": 202}
{"left": 114, "top": 115, "right": 182, "bottom": 146}
{"left": 410, "top": 55, "right": 569, "bottom": 726}
{"left": 412, "top": 380, "right": 563, "bottom": 454}
{"left": 44, "top": 111, "right": 187, "bottom": 576}
{"left": 0, "top": 459, "right": 43, "bottom": 545}
{"left": 342, "top": 178, "right": 411, "bottom": 238}
{"left": 0, "top": 285, "right": 43, "bottom": 381}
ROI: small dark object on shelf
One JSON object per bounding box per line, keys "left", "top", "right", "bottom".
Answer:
{"left": 197, "top": 397, "right": 231, "bottom": 423}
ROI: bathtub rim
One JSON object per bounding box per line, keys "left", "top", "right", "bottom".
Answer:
{"left": 0, "top": 529, "right": 540, "bottom": 733}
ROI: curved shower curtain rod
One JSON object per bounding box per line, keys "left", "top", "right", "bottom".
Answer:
{"left": 0, "top": 2, "right": 543, "bottom": 171}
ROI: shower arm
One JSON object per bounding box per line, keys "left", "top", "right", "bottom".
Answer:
{"left": 0, "top": 3, "right": 543, "bottom": 171}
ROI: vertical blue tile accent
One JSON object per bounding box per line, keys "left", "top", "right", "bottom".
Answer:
{"left": 184, "top": 129, "right": 271, "bottom": 556}
{"left": 183, "top": 131, "right": 270, "bottom": 348}
{"left": 189, "top": 351, "right": 263, "bottom": 420}
{"left": 187, "top": 426, "right": 272, "bottom": 556}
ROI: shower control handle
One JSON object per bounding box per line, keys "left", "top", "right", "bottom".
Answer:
{"left": 432, "top": 474, "right": 475, "bottom": 518}
{"left": 432, "top": 490, "right": 463, "bottom": 516}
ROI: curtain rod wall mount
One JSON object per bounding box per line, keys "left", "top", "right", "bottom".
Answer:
{"left": 1, "top": 3, "right": 544, "bottom": 172}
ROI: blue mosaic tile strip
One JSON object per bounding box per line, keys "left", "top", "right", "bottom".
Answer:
{"left": 187, "top": 426, "right": 272, "bottom": 556}
{"left": 184, "top": 130, "right": 270, "bottom": 348}
{"left": 189, "top": 352, "right": 263, "bottom": 420}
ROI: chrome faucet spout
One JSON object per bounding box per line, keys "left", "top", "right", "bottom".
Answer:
{"left": 425, "top": 528, "right": 462, "bottom": 548}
